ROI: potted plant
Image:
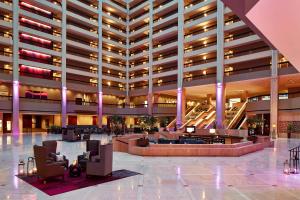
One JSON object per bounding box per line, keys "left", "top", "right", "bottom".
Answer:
{"left": 287, "top": 122, "right": 294, "bottom": 139}
{"left": 110, "top": 115, "right": 124, "bottom": 136}
{"left": 139, "top": 115, "right": 158, "bottom": 134}
{"left": 159, "top": 117, "right": 169, "bottom": 131}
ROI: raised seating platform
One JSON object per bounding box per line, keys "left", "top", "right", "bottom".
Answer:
{"left": 112, "top": 133, "right": 272, "bottom": 157}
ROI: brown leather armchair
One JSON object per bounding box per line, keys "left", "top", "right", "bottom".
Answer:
{"left": 42, "top": 140, "right": 69, "bottom": 168}
{"left": 77, "top": 140, "right": 100, "bottom": 171}
{"left": 86, "top": 143, "right": 113, "bottom": 177}
{"left": 33, "top": 145, "right": 65, "bottom": 182}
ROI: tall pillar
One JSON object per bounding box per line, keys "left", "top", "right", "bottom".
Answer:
{"left": 147, "top": 93, "right": 153, "bottom": 115}
{"left": 270, "top": 50, "right": 278, "bottom": 139}
{"left": 216, "top": 0, "right": 226, "bottom": 129}
{"left": 176, "top": 88, "right": 186, "bottom": 127}
{"left": 148, "top": 0, "right": 154, "bottom": 116}
{"left": 176, "top": 0, "right": 185, "bottom": 127}
{"left": 125, "top": 2, "right": 130, "bottom": 105}
{"left": 97, "top": 1, "right": 103, "bottom": 127}
{"left": 61, "top": 0, "right": 67, "bottom": 127}
{"left": 12, "top": 0, "right": 20, "bottom": 135}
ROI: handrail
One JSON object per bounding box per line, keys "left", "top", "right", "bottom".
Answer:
{"left": 238, "top": 116, "right": 247, "bottom": 130}
{"left": 167, "top": 102, "right": 201, "bottom": 129}
{"left": 195, "top": 106, "right": 215, "bottom": 127}
{"left": 227, "top": 100, "right": 248, "bottom": 129}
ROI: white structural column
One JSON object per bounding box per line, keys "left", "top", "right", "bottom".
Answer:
{"left": 12, "top": 0, "right": 20, "bottom": 135}
{"left": 147, "top": 0, "right": 154, "bottom": 115}
{"left": 61, "top": 0, "right": 67, "bottom": 127}
{"left": 125, "top": 2, "right": 130, "bottom": 105}
{"left": 270, "top": 50, "right": 279, "bottom": 139}
{"left": 176, "top": 0, "right": 185, "bottom": 127}
{"left": 216, "top": 0, "right": 225, "bottom": 129}
{"left": 97, "top": 0, "right": 103, "bottom": 127}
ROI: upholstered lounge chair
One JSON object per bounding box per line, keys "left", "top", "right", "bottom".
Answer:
{"left": 86, "top": 143, "right": 113, "bottom": 177}
{"left": 42, "top": 140, "right": 69, "bottom": 168}
{"left": 77, "top": 140, "right": 100, "bottom": 171}
{"left": 33, "top": 145, "right": 65, "bottom": 182}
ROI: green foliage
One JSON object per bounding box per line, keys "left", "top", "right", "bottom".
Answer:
{"left": 159, "top": 117, "right": 169, "bottom": 128}
{"left": 287, "top": 122, "right": 296, "bottom": 133}
{"left": 246, "top": 117, "right": 264, "bottom": 128}
{"left": 110, "top": 115, "right": 124, "bottom": 135}
{"left": 138, "top": 115, "right": 157, "bottom": 133}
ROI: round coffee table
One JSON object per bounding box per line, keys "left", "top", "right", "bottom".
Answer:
{"left": 69, "top": 163, "right": 81, "bottom": 177}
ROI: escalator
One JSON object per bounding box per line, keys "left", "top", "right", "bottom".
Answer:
{"left": 194, "top": 107, "right": 216, "bottom": 129}
{"left": 167, "top": 103, "right": 201, "bottom": 130}
{"left": 226, "top": 101, "right": 248, "bottom": 129}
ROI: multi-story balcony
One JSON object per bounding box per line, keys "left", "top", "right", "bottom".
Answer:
{"left": 102, "top": 34, "right": 126, "bottom": 49}
{"left": 0, "top": 47, "right": 12, "bottom": 63}
{"left": 67, "top": 21, "right": 98, "bottom": 39}
{"left": 153, "top": 24, "right": 177, "bottom": 41}
{"left": 130, "top": 36, "right": 149, "bottom": 49}
{"left": 68, "top": 0, "right": 98, "bottom": 15}
{"left": 67, "top": 10, "right": 98, "bottom": 28}
{"left": 153, "top": 52, "right": 177, "bottom": 66}
{"left": 19, "top": 18, "right": 61, "bottom": 42}
{"left": 0, "top": 30, "right": 12, "bottom": 46}
{"left": 184, "top": 0, "right": 216, "bottom": 14}
{"left": 67, "top": 37, "right": 98, "bottom": 53}
{"left": 102, "top": 0, "right": 127, "bottom": 16}
{"left": 153, "top": 0, "right": 177, "bottom": 15}
{"left": 22, "top": 0, "right": 61, "bottom": 14}
{"left": 0, "top": 0, "right": 12, "bottom": 12}
{"left": 102, "top": 12, "right": 126, "bottom": 27}
{"left": 153, "top": 75, "right": 177, "bottom": 91}
{"left": 102, "top": 22, "right": 126, "bottom": 38}
{"left": 129, "top": 12, "right": 150, "bottom": 28}
{"left": 129, "top": 0, "right": 148, "bottom": 15}
{"left": 184, "top": 9, "right": 217, "bottom": 30}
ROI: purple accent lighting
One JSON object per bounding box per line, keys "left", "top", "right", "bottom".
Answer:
{"left": 216, "top": 83, "right": 224, "bottom": 129}
{"left": 61, "top": 86, "right": 67, "bottom": 128}
{"left": 12, "top": 81, "right": 19, "bottom": 135}
{"left": 98, "top": 91, "right": 103, "bottom": 127}
{"left": 176, "top": 88, "right": 182, "bottom": 127}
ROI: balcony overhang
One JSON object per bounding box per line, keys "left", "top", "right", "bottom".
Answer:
{"left": 222, "top": 0, "right": 300, "bottom": 72}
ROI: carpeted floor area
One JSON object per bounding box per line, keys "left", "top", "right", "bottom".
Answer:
{"left": 17, "top": 169, "right": 140, "bottom": 196}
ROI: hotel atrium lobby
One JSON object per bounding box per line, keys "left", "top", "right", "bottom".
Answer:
{"left": 1, "top": 0, "right": 300, "bottom": 199}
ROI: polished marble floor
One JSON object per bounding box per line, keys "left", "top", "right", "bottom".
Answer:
{"left": 0, "top": 134, "right": 300, "bottom": 200}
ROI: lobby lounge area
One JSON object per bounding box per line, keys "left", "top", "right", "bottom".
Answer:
{"left": 1, "top": 133, "right": 300, "bottom": 200}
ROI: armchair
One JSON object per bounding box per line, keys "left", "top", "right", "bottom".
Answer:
{"left": 77, "top": 140, "right": 100, "bottom": 171}
{"left": 86, "top": 143, "right": 113, "bottom": 177}
{"left": 33, "top": 145, "right": 65, "bottom": 182}
{"left": 42, "top": 140, "right": 69, "bottom": 169}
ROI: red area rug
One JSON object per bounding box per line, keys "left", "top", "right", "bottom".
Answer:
{"left": 17, "top": 169, "right": 140, "bottom": 196}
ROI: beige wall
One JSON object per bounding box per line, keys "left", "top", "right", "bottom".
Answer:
{"left": 131, "top": 96, "right": 147, "bottom": 104}
{"left": 102, "top": 116, "right": 107, "bottom": 126}
{"left": 279, "top": 111, "right": 300, "bottom": 121}
{"left": 103, "top": 95, "right": 122, "bottom": 104}
{"left": 19, "top": 85, "right": 61, "bottom": 100}
{"left": 77, "top": 115, "right": 93, "bottom": 125}
{"left": 67, "top": 90, "right": 97, "bottom": 102}
{"left": 125, "top": 116, "right": 135, "bottom": 128}
{"left": 54, "top": 115, "right": 61, "bottom": 126}
{"left": 0, "top": 83, "right": 11, "bottom": 96}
